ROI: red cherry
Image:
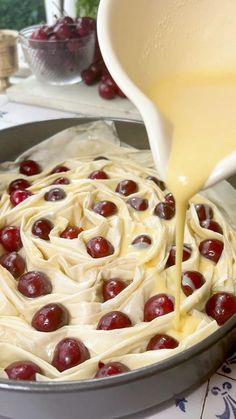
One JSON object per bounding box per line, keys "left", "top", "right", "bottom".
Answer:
{"left": 90, "top": 60, "right": 104, "bottom": 77}
{"left": 88, "top": 170, "right": 108, "bottom": 179}
{"left": 146, "top": 176, "right": 166, "bottom": 191}
{"left": 5, "top": 361, "right": 41, "bottom": 381}
{"left": 8, "top": 178, "right": 30, "bottom": 194}
{"left": 76, "top": 16, "right": 96, "bottom": 37}
{"left": 51, "top": 165, "right": 69, "bottom": 174}
{"left": 101, "top": 68, "right": 113, "bottom": 83}
{"left": 54, "top": 23, "right": 72, "bottom": 40}
{"left": 93, "top": 201, "right": 117, "bottom": 217}
{"left": 86, "top": 237, "right": 114, "bottom": 258}
{"left": 48, "top": 34, "right": 58, "bottom": 42}
{"left": 127, "top": 197, "right": 148, "bottom": 211}
{"left": 131, "top": 235, "right": 152, "bottom": 248}
{"left": 97, "top": 311, "right": 132, "bottom": 330}
{"left": 200, "top": 220, "right": 223, "bottom": 235}
{"left": 0, "top": 252, "right": 25, "bottom": 278}
{"left": 166, "top": 245, "right": 192, "bottom": 268}
{"left": 115, "top": 180, "right": 138, "bottom": 196}
{"left": 60, "top": 226, "right": 83, "bottom": 239}
{"left": 99, "top": 82, "right": 116, "bottom": 100}
{"left": 57, "top": 16, "right": 74, "bottom": 25}
{"left": 10, "top": 189, "right": 32, "bottom": 207}
{"left": 206, "top": 292, "right": 236, "bottom": 325}
{"left": 52, "top": 177, "right": 70, "bottom": 185}
{"left": 181, "top": 271, "right": 206, "bottom": 296}
{"left": 147, "top": 334, "right": 179, "bottom": 350}
{"left": 19, "top": 160, "right": 41, "bottom": 176}
{"left": 81, "top": 60, "right": 103, "bottom": 85}
{"left": 199, "top": 239, "right": 224, "bottom": 263}
{"left": 0, "top": 226, "right": 22, "bottom": 252}
{"left": 144, "top": 294, "right": 174, "bottom": 321}
{"left": 81, "top": 68, "right": 98, "bottom": 85}
{"left": 154, "top": 202, "right": 175, "bottom": 220}
{"left": 95, "top": 362, "right": 130, "bottom": 378}
{"left": 44, "top": 188, "right": 66, "bottom": 201}
{"left": 102, "top": 74, "right": 118, "bottom": 89}
{"left": 30, "top": 28, "right": 48, "bottom": 41}
{"left": 31, "top": 303, "right": 69, "bottom": 332}
{"left": 32, "top": 218, "right": 54, "bottom": 240}
{"left": 102, "top": 74, "right": 121, "bottom": 97}
{"left": 195, "top": 204, "right": 213, "bottom": 222}
{"left": 17, "top": 271, "right": 52, "bottom": 298}
{"left": 52, "top": 338, "right": 90, "bottom": 372}
{"left": 43, "top": 25, "right": 54, "bottom": 36}
{"left": 102, "top": 278, "right": 127, "bottom": 301}
{"left": 117, "top": 87, "right": 126, "bottom": 98}
{"left": 165, "top": 193, "right": 175, "bottom": 205}
{"left": 101, "top": 70, "right": 116, "bottom": 85}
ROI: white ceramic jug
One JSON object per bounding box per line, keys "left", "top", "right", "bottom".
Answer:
{"left": 97, "top": 0, "right": 236, "bottom": 189}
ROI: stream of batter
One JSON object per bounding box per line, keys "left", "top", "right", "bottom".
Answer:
{"left": 148, "top": 73, "right": 236, "bottom": 328}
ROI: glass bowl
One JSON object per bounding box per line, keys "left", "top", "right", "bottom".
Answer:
{"left": 19, "top": 25, "right": 96, "bottom": 85}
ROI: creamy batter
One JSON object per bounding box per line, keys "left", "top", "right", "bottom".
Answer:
{"left": 148, "top": 74, "right": 236, "bottom": 327}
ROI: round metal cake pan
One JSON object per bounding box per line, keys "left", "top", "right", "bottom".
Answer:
{"left": 0, "top": 117, "right": 235, "bottom": 419}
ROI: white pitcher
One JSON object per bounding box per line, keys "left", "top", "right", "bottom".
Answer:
{"left": 97, "top": 0, "right": 236, "bottom": 189}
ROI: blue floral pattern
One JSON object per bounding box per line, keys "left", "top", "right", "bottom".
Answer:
{"left": 211, "top": 382, "right": 236, "bottom": 419}
{"left": 176, "top": 398, "right": 188, "bottom": 412}
{"left": 221, "top": 354, "right": 236, "bottom": 375}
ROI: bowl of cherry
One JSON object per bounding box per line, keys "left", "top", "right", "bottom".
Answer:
{"left": 19, "top": 16, "right": 96, "bottom": 85}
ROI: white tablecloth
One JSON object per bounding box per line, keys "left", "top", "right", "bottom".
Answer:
{"left": 0, "top": 93, "right": 235, "bottom": 419}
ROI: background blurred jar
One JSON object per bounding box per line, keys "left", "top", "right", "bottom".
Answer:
{"left": 0, "top": 30, "right": 18, "bottom": 91}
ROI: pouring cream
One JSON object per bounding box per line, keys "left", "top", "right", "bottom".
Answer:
{"left": 97, "top": 0, "right": 236, "bottom": 330}
{"left": 147, "top": 73, "right": 236, "bottom": 327}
